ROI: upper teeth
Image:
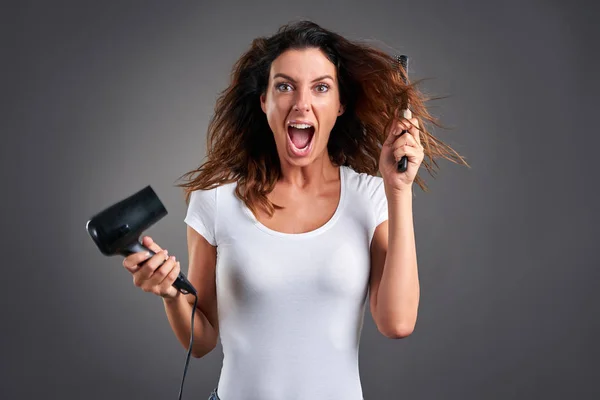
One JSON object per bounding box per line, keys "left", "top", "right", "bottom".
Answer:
{"left": 289, "top": 123, "right": 312, "bottom": 129}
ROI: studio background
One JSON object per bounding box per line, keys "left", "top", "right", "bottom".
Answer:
{"left": 3, "top": 1, "right": 599, "bottom": 399}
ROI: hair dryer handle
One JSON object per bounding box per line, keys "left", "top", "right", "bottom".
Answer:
{"left": 126, "top": 241, "right": 198, "bottom": 296}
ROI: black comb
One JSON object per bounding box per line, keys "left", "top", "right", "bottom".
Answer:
{"left": 396, "top": 54, "right": 410, "bottom": 173}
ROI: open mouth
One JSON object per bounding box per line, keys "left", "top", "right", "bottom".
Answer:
{"left": 287, "top": 123, "right": 315, "bottom": 157}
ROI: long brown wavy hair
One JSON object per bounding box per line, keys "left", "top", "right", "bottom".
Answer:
{"left": 176, "top": 20, "right": 469, "bottom": 217}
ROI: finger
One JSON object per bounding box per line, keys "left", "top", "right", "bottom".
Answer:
{"left": 395, "top": 119, "right": 419, "bottom": 146}
{"left": 409, "top": 117, "right": 419, "bottom": 128}
{"left": 123, "top": 251, "right": 153, "bottom": 274}
{"left": 408, "top": 117, "right": 421, "bottom": 144}
{"left": 161, "top": 260, "right": 181, "bottom": 287}
{"left": 157, "top": 261, "right": 181, "bottom": 298}
{"left": 393, "top": 143, "right": 421, "bottom": 162}
{"left": 384, "top": 119, "right": 411, "bottom": 147}
{"left": 390, "top": 129, "right": 419, "bottom": 154}
{"left": 142, "top": 236, "right": 163, "bottom": 254}
{"left": 144, "top": 255, "right": 178, "bottom": 293}
{"left": 136, "top": 249, "right": 170, "bottom": 282}
{"left": 395, "top": 119, "right": 411, "bottom": 136}
{"left": 396, "top": 121, "right": 422, "bottom": 149}
{"left": 393, "top": 145, "right": 407, "bottom": 162}
{"left": 403, "top": 130, "right": 419, "bottom": 147}
{"left": 384, "top": 121, "right": 401, "bottom": 146}
{"left": 136, "top": 254, "right": 175, "bottom": 291}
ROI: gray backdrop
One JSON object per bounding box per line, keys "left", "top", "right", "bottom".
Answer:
{"left": 3, "top": 0, "right": 599, "bottom": 399}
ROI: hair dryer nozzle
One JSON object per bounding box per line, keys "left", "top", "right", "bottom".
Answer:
{"left": 86, "top": 186, "right": 167, "bottom": 256}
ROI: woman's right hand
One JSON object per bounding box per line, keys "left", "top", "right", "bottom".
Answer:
{"left": 122, "top": 236, "right": 181, "bottom": 300}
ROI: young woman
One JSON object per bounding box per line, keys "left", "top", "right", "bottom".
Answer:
{"left": 123, "top": 20, "right": 467, "bottom": 400}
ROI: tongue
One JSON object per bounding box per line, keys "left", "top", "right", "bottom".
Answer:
{"left": 289, "top": 127, "right": 312, "bottom": 148}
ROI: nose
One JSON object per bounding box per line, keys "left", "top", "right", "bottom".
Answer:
{"left": 293, "top": 87, "right": 310, "bottom": 112}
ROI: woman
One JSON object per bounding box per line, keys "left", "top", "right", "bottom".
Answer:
{"left": 123, "top": 20, "right": 467, "bottom": 400}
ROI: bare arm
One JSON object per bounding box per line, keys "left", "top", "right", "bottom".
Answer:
{"left": 369, "top": 189, "right": 420, "bottom": 339}
{"left": 163, "top": 226, "right": 219, "bottom": 358}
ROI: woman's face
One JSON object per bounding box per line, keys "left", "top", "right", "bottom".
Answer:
{"left": 260, "top": 47, "right": 344, "bottom": 167}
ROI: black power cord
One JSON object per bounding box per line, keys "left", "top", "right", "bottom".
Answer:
{"left": 177, "top": 292, "right": 199, "bottom": 400}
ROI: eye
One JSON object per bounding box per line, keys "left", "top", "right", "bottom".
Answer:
{"left": 315, "top": 84, "right": 329, "bottom": 93}
{"left": 276, "top": 83, "right": 292, "bottom": 92}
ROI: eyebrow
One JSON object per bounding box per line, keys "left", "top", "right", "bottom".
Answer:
{"left": 273, "top": 73, "right": 335, "bottom": 83}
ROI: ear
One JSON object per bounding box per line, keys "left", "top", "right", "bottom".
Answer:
{"left": 338, "top": 104, "right": 345, "bottom": 116}
{"left": 260, "top": 93, "right": 266, "bottom": 114}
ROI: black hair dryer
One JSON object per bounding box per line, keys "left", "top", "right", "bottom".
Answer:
{"left": 85, "top": 185, "right": 197, "bottom": 296}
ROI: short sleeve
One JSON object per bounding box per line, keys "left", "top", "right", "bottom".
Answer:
{"left": 370, "top": 178, "right": 388, "bottom": 227}
{"left": 184, "top": 187, "right": 217, "bottom": 246}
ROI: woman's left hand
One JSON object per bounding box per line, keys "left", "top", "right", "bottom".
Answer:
{"left": 379, "top": 115, "right": 425, "bottom": 195}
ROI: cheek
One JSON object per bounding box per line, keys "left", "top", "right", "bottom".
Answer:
{"left": 265, "top": 97, "right": 290, "bottom": 127}
{"left": 315, "top": 103, "right": 340, "bottom": 132}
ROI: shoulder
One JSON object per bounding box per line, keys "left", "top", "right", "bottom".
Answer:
{"left": 188, "top": 181, "right": 236, "bottom": 205}
{"left": 185, "top": 183, "right": 237, "bottom": 246}
{"left": 186, "top": 182, "right": 239, "bottom": 226}
{"left": 342, "top": 166, "right": 388, "bottom": 228}
{"left": 342, "top": 165, "right": 386, "bottom": 199}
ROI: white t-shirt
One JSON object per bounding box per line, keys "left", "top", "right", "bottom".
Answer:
{"left": 184, "top": 165, "right": 388, "bottom": 400}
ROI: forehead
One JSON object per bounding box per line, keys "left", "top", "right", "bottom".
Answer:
{"left": 269, "top": 48, "right": 337, "bottom": 80}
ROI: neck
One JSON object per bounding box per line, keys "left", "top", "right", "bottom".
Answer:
{"left": 278, "top": 154, "right": 339, "bottom": 190}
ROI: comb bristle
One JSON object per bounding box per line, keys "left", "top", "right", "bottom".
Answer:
{"left": 398, "top": 55, "right": 408, "bottom": 69}
{"left": 396, "top": 55, "right": 409, "bottom": 84}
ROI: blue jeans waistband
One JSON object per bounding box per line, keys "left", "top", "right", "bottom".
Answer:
{"left": 208, "top": 387, "right": 220, "bottom": 400}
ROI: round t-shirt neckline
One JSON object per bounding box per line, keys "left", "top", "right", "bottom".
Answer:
{"left": 242, "top": 165, "right": 347, "bottom": 240}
